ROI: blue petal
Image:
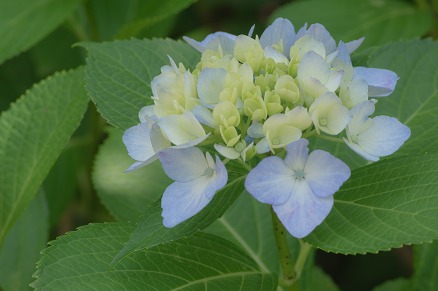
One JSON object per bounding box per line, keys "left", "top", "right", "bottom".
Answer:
{"left": 353, "top": 67, "right": 399, "bottom": 97}
{"left": 284, "top": 139, "right": 309, "bottom": 171}
{"left": 161, "top": 177, "right": 213, "bottom": 227}
{"left": 158, "top": 147, "right": 207, "bottom": 182}
{"left": 304, "top": 150, "right": 351, "bottom": 198}
{"left": 245, "top": 156, "right": 294, "bottom": 206}
{"left": 260, "top": 17, "right": 296, "bottom": 54}
{"left": 205, "top": 155, "right": 228, "bottom": 199}
{"left": 349, "top": 116, "right": 411, "bottom": 160}
{"left": 183, "top": 32, "right": 236, "bottom": 55}
{"left": 122, "top": 122, "right": 155, "bottom": 162}
{"left": 273, "top": 179, "right": 334, "bottom": 238}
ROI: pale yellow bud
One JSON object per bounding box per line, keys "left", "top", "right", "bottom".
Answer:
{"left": 213, "top": 100, "right": 241, "bottom": 127}
{"left": 274, "top": 75, "right": 301, "bottom": 105}
{"left": 219, "top": 125, "right": 241, "bottom": 147}
{"left": 264, "top": 91, "right": 284, "bottom": 116}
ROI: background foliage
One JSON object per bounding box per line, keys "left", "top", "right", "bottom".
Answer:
{"left": 0, "top": 0, "right": 437, "bottom": 290}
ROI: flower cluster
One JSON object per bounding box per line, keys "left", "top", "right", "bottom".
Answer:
{"left": 123, "top": 18, "right": 410, "bottom": 238}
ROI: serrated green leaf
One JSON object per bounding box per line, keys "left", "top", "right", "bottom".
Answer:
{"left": 369, "top": 39, "right": 438, "bottom": 156}
{"left": 93, "top": 127, "right": 171, "bottom": 221}
{"left": 114, "top": 0, "right": 198, "bottom": 39}
{"left": 270, "top": 0, "right": 431, "bottom": 50}
{"left": 0, "top": 68, "right": 89, "bottom": 245}
{"left": 0, "top": 0, "right": 82, "bottom": 64}
{"left": 0, "top": 191, "right": 48, "bottom": 291}
{"left": 306, "top": 154, "right": 438, "bottom": 254}
{"left": 32, "top": 223, "right": 277, "bottom": 290}
{"left": 82, "top": 38, "right": 200, "bottom": 130}
{"left": 413, "top": 241, "right": 438, "bottom": 291}
{"left": 372, "top": 278, "right": 411, "bottom": 291}
{"left": 112, "top": 161, "right": 248, "bottom": 265}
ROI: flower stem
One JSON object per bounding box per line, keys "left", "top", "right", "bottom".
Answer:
{"left": 270, "top": 208, "right": 296, "bottom": 286}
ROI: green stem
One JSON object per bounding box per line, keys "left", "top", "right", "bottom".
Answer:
{"left": 294, "top": 241, "right": 312, "bottom": 279}
{"left": 271, "top": 208, "right": 296, "bottom": 287}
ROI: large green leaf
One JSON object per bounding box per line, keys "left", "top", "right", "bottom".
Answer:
{"left": 306, "top": 154, "right": 438, "bottom": 254}
{"left": 369, "top": 39, "right": 438, "bottom": 156}
{"left": 32, "top": 223, "right": 277, "bottom": 290}
{"left": 92, "top": 127, "right": 171, "bottom": 221}
{"left": 112, "top": 161, "right": 248, "bottom": 264}
{"left": 0, "top": 0, "right": 82, "bottom": 64}
{"left": 270, "top": 0, "right": 431, "bottom": 50}
{"left": 82, "top": 38, "right": 200, "bottom": 130}
{"left": 0, "top": 191, "right": 48, "bottom": 291}
{"left": 412, "top": 241, "right": 438, "bottom": 291}
{"left": 0, "top": 68, "right": 89, "bottom": 244}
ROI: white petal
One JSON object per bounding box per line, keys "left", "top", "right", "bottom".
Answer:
{"left": 197, "top": 68, "right": 227, "bottom": 106}
{"left": 161, "top": 177, "right": 212, "bottom": 227}
{"left": 284, "top": 139, "right": 309, "bottom": 171}
{"left": 122, "top": 123, "right": 154, "bottom": 162}
{"left": 264, "top": 46, "right": 289, "bottom": 64}
{"left": 355, "top": 116, "right": 411, "bottom": 158}
{"left": 138, "top": 105, "right": 156, "bottom": 122}
{"left": 158, "top": 111, "right": 206, "bottom": 145}
{"left": 325, "top": 69, "right": 343, "bottom": 92}
{"left": 273, "top": 180, "right": 334, "bottom": 238}
{"left": 245, "top": 156, "right": 294, "bottom": 206}
{"left": 304, "top": 23, "right": 336, "bottom": 54}
{"left": 214, "top": 144, "right": 240, "bottom": 159}
{"left": 354, "top": 67, "right": 399, "bottom": 97}
{"left": 304, "top": 150, "right": 350, "bottom": 198}
{"left": 348, "top": 100, "right": 375, "bottom": 135}
{"left": 260, "top": 17, "right": 296, "bottom": 53}
{"left": 158, "top": 147, "right": 208, "bottom": 182}
{"left": 286, "top": 106, "right": 312, "bottom": 131}
{"left": 298, "top": 51, "right": 330, "bottom": 83}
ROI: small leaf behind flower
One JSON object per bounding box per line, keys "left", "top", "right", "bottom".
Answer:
{"left": 112, "top": 160, "right": 248, "bottom": 265}
{"left": 32, "top": 223, "right": 277, "bottom": 290}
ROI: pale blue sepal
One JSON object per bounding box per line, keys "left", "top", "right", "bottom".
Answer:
{"left": 160, "top": 148, "right": 228, "bottom": 227}
{"left": 158, "top": 147, "right": 208, "bottom": 182}
{"left": 273, "top": 181, "right": 334, "bottom": 238}
{"left": 344, "top": 37, "right": 365, "bottom": 54}
{"left": 304, "top": 150, "right": 351, "bottom": 198}
{"left": 353, "top": 67, "right": 399, "bottom": 97}
{"left": 244, "top": 156, "right": 294, "bottom": 206}
{"left": 260, "top": 17, "right": 296, "bottom": 54}
{"left": 161, "top": 178, "right": 213, "bottom": 227}
{"left": 183, "top": 32, "right": 236, "bottom": 55}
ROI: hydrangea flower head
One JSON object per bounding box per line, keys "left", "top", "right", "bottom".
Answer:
{"left": 123, "top": 17, "right": 410, "bottom": 237}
